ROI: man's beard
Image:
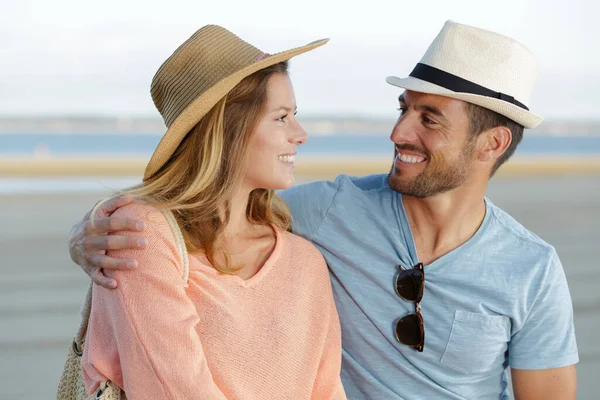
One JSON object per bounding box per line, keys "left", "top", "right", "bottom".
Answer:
{"left": 387, "top": 140, "right": 475, "bottom": 198}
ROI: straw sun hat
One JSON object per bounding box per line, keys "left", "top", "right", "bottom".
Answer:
{"left": 145, "top": 25, "right": 328, "bottom": 180}
{"left": 387, "top": 20, "right": 543, "bottom": 129}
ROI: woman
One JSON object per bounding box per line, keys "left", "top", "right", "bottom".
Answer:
{"left": 79, "top": 25, "right": 345, "bottom": 399}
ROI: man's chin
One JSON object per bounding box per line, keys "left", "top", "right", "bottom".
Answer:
{"left": 387, "top": 173, "right": 411, "bottom": 194}
{"left": 387, "top": 172, "right": 432, "bottom": 198}
{"left": 388, "top": 166, "right": 416, "bottom": 182}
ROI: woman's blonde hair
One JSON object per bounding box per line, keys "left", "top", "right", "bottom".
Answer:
{"left": 107, "top": 61, "right": 292, "bottom": 273}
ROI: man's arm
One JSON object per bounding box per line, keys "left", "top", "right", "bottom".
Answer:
{"left": 70, "top": 178, "right": 340, "bottom": 289}
{"left": 68, "top": 195, "right": 147, "bottom": 288}
{"left": 508, "top": 250, "right": 579, "bottom": 398}
{"left": 512, "top": 366, "right": 577, "bottom": 400}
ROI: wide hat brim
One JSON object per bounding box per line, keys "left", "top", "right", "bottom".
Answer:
{"left": 144, "top": 38, "right": 329, "bottom": 180}
{"left": 386, "top": 76, "right": 543, "bottom": 129}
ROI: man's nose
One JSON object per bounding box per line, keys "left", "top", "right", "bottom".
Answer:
{"left": 390, "top": 112, "right": 419, "bottom": 144}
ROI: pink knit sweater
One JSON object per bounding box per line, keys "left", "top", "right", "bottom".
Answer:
{"left": 81, "top": 203, "right": 346, "bottom": 399}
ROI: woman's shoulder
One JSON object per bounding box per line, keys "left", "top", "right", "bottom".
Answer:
{"left": 276, "top": 229, "right": 334, "bottom": 300}
{"left": 277, "top": 228, "right": 327, "bottom": 265}
{"left": 109, "top": 201, "right": 180, "bottom": 248}
{"left": 110, "top": 201, "right": 175, "bottom": 232}
{"left": 278, "top": 227, "right": 314, "bottom": 247}
{"left": 107, "top": 202, "right": 187, "bottom": 277}
{"left": 110, "top": 201, "right": 164, "bottom": 222}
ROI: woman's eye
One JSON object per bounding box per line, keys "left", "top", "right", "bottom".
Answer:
{"left": 277, "top": 114, "right": 287, "bottom": 122}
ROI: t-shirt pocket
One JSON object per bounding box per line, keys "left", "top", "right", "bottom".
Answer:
{"left": 440, "top": 309, "right": 511, "bottom": 374}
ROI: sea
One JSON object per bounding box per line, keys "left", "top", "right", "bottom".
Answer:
{"left": 3, "top": 133, "right": 600, "bottom": 156}
{"left": 1, "top": 132, "right": 600, "bottom": 194}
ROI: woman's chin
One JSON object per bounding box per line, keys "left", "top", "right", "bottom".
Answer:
{"left": 262, "top": 176, "right": 295, "bottom": 191}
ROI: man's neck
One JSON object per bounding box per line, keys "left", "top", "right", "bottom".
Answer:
{"left": 402, "top": 186, "right": 487, "bottom": 265}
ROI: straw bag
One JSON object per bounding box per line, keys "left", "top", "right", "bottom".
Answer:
{"left": 56, "top": 210, "right": 189, "bottom": 399}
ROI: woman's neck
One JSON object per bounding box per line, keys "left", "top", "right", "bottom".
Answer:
{"left": 224, "top": 186, "right": 254, "bottom": 237}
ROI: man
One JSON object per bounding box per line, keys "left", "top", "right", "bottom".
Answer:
{"left": 69, "top": 21, "right": 578, "bottom": 399}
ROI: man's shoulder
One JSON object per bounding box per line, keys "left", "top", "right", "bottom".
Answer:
{"left": 281, "top": 174, "right": 391, "bottom": 240}
{"left": 486, "top": 199, "right": 557, "bottom": 259}
{"left": 337, "top": 173, "right": 390, "bottom": 192}
{"left": 282, "top": 173, "right": 389, "bottom": 202}
{"left": 323, "top": 173, "right": 391, "bottom": 199}
{"left": 291, "top": 173, "right": 388, "bottom": 191}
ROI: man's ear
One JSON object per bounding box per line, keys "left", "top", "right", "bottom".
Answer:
{"left": 476, "top": 126, "right": 512, "bottom": 163}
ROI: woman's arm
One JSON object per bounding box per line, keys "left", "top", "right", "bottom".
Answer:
{"left": 311, "top": 282, "right": 347, "bottom": 400}
{"left": 81, "top": 203, "right": 226, "bottom": 400}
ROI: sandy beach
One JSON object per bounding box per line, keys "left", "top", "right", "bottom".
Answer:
{"left": 3, "top": 154, "right": 600, "bottom": 178}
{"left": 1, "top": 172, "right": 599, "bottom": 399}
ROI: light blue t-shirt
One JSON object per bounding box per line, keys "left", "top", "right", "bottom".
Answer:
{"left": 280, "top": 174, "right": 578, "bottom": 400}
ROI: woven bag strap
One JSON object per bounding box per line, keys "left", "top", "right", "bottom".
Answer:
{"left": 73, "top": 283, "right": 92, "bottom": 354}
{"left": 73, "top": 208, "right": 190, "bottom": 352}
{"left": 161, "top": 209, "right": 190, "bottom": 283}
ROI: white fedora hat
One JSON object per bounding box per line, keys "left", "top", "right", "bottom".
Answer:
{"left": 386, "top": 20, "right": 543, "bottom": 128}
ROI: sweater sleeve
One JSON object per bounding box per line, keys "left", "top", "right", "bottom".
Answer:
{"left": 81, "top": 204, "right": 227, "bottom": 400}
{"left": 311, "top": 284, "right": 347, "bottom": 399}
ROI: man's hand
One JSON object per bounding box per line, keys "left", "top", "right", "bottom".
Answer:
{"left": 68, "top": 195, "right": 147, "bottom": 289}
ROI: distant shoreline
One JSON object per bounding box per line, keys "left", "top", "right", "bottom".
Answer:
{"left": 1, "top": 116, "right": 600, "bottom": 136}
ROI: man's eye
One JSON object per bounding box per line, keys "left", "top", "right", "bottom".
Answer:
{"left": 397, "top": 107, "right": 407, "bottom": 115}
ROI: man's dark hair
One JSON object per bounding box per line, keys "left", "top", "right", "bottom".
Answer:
{"left": 464, "top": 103, "right": 524, "bottom": 176}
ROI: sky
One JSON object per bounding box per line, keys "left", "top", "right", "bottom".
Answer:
{"left": 0, "top": 0, "right": 598, "bottom": 120}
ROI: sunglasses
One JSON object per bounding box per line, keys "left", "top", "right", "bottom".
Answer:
{"left": 394, "top": 262, "right": 425, "bottom": 352}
